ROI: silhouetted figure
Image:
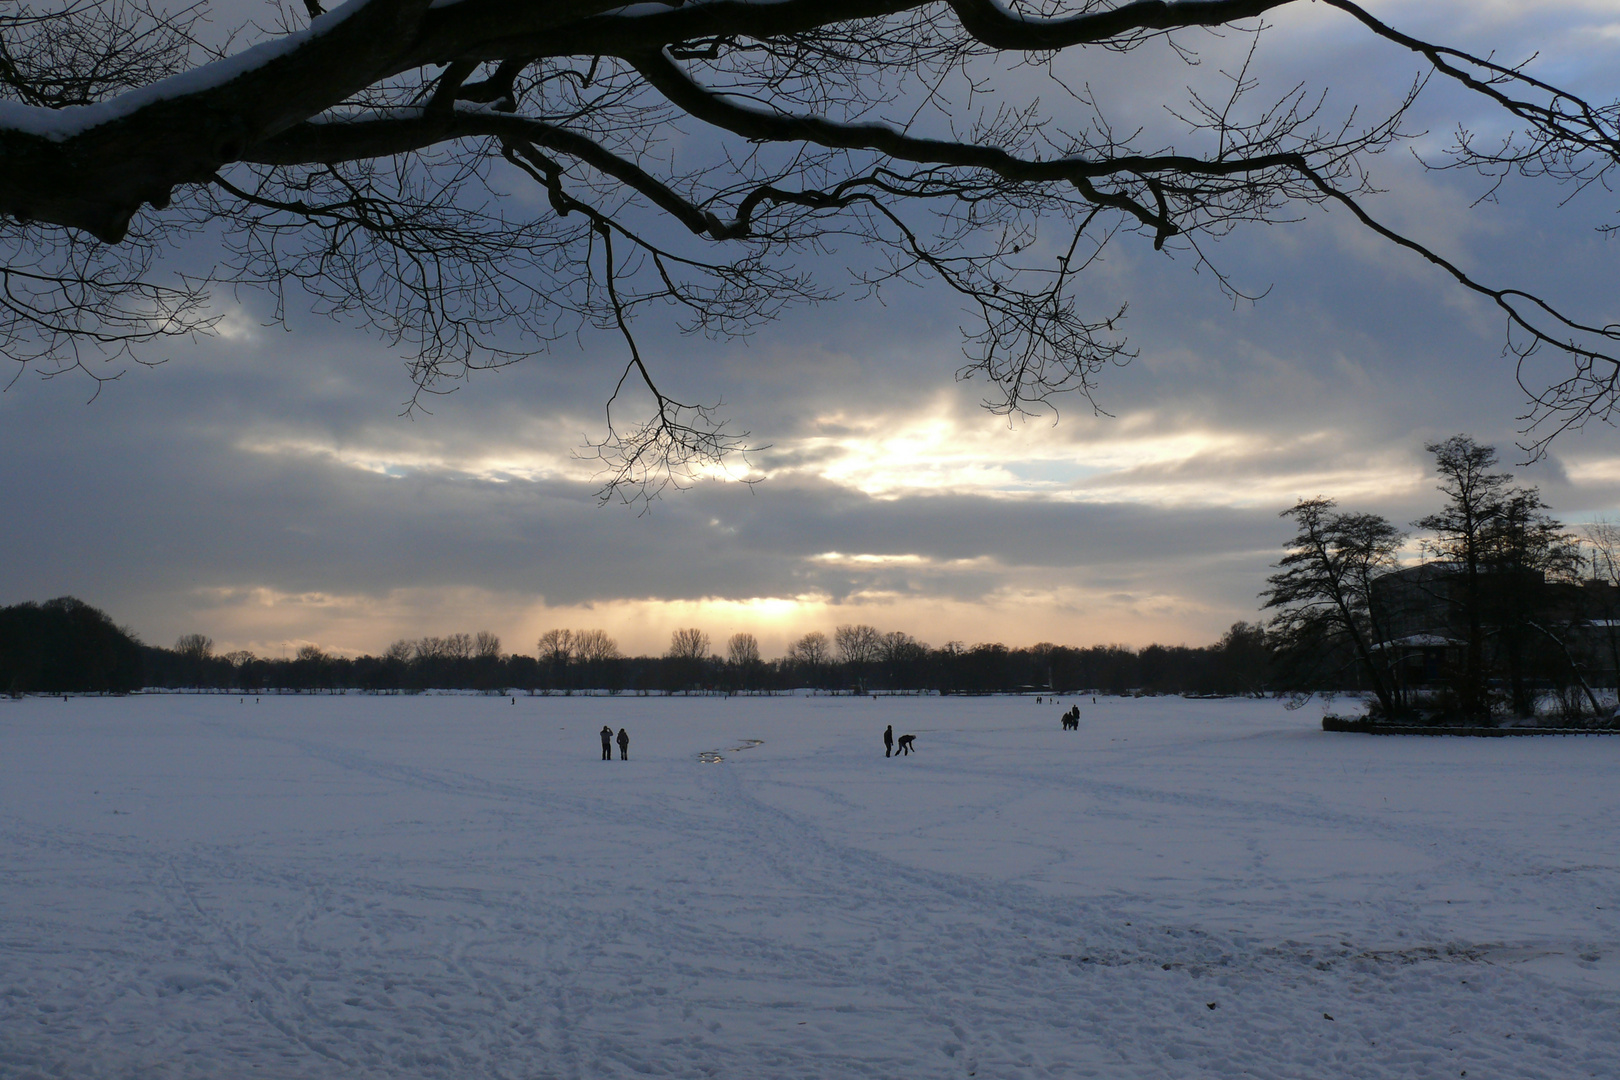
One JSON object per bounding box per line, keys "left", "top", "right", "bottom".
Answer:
{"left": 600, "top": 724, "right": 613, "bottom": 761}
{"left": 1062, "top": 706, "right": 1080, "bottom": 730}
{"left": 617, "top": 727, "right": 629, "bottom": 760}
{"left": 884, "top": 724, "right": 894, "bottom": 757}
{"left": 896, "top": 734, "right": 915, "bottom": 755}
{"left": 1036, "top": 696, "right": 1043, "bottom": 704}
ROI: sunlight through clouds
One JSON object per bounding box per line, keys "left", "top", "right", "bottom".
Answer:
{"left": 231, "top": 404, "right": 1429, "bottom": 511}
{"left": 225, "top": 387, "right": 1439, "bottom": 519}
{"left": 234, "top": 433, "right": 591, "bottom": 485}
{"left": 759, "top": 399, "right": 1429, "bottom": 508}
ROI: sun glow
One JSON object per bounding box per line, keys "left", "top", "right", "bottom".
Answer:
{"left": 173, "top": 576, "right": 1244, "bottom": 662}
{"left": 228, "top": 395, "right": 1427, "bottom": 512}
{"left": 764, "top": 399, "right": 1427, "bottom": 507}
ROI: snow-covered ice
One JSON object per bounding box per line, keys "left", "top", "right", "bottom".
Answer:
{"left": 3, "top": 693, "right": 1619, "bottom": 1078}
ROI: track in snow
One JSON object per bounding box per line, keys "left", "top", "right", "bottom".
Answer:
{"left": 3, "top": 693, "right": 1619, "bottom": 1078}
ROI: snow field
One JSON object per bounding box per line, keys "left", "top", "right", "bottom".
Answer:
{"left": 2, "top": 693, "right": 1619, "bottom": 1078}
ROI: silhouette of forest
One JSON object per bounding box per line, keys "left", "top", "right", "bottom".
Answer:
{"left": 0, "top": 598, "right": 143, "bottom": 694}
{"left": 3, "top": 596, "right": 1286, "bottom": 697}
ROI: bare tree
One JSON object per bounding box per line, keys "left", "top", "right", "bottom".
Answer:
{"left": 173, "top": 631, "right": 212, "bottom": 660}
{"left": 1582, "top": 520, "right": 1620, "bottom": 691}
{"left": 726, "top": 631, "right": 761, "bottom": 667}
{"left": 834, "top": 624, "right": 883, "bottom": 667}
{"left": 4, "top": 0, "right": 1619, "bottom": 493}
{"left": 572, "top": 628, "right": 620, "bottom": 663}
{"left": 1407, "top": 435, "right": 1588, "bottom": 717}
{"left": 1482, "top": 488, "right": 1583, "bottom": 717}
{"left": 1413, "top": 436, "right": 1512, "bottom": 716}
{"left": 474, "top": 629, "right": 501, "bottom": 659}
{"left": 1586, "top": 521, "right": 1620, "bottom": 584}
{"left": 1262, "top": 497, "right": 1406, "bottom": 717}
{"left": 667, "top": 627, "right": 710, "bottom": 660}
{"left": 383, "top": 638, "right": 413, "bottom": 663}
{"left": 788, "top": 630, "right": 830, "bottom": 669}
{"left": 880, "top": 630, "right": 924, "bottom": 661}
{"left": 1413, "top": 435, "right": 1542, "bottom": 717}
{"left": 443, "top": 631, "right": 474, "bottom": 661}
{"left": 537, "top": 628, "right": 575, "bottom": 665}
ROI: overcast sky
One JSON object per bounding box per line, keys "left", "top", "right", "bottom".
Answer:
{"left": 5, "top": 0, "right": 1620, "bottom": 659}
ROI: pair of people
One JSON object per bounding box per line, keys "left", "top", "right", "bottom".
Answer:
{"left": 1061, "top": 705, "right": 1080, "bottom": 730}
{"left": 882, "top": 724, "right": 916, "bottom": 757}
{"left": 599, "top": 725, "right": 629, "bottom": 760}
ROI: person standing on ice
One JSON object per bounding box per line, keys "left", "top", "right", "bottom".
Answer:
{"left": 600, "top": 725, "right": 613, "bottom": 761}
{"left": 883, "top": 724, "right": 894, "bottom": 758}
{"left": 617, "top": 727, "right": 629, "bottom": 761}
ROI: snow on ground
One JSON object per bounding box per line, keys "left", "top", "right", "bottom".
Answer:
{"left": 3, "top": 693, "right": 1619, "bottom": 1079}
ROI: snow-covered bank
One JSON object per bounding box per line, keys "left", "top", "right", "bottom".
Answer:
{"left": 3, "top": 695, "right": 1618, "bottom": 1078}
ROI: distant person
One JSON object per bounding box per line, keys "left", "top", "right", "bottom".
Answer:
{"left": 884, "top": 724, "right": 894, "bottom": 758}
{"left": 617, "top": 727, "right": 629, "bottom": 761}
{"left": 600, "top": 725, "right": 614, "bottom": 761}
{"left": 1036, "top": 696, "right": 1043, "bottom": 705}
{"left": 896, "top": 733, "right": 915, "bottom": 756}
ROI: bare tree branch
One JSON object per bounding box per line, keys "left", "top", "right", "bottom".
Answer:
{"left": 1, "top": 0, "right": 1618, "bottom": 494}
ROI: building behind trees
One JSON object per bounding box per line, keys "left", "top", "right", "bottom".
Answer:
{"left": 1266, "top": 435, "right": 1616, "bottom": 724}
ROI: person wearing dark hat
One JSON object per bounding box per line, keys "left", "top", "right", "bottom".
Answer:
{"left": 616, "top": 727, "right": 630, "bottom": 761}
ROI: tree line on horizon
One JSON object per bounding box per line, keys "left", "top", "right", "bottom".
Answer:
{"left": 4, "top": 600, "right": 1278, "bottom": 697}
{"left": 136, "top": 620, "right": 1278, "bottom": 697}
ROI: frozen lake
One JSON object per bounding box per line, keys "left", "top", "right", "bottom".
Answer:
{"left": 4, "top": 693, "right": 1619, "bottom": 1078}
